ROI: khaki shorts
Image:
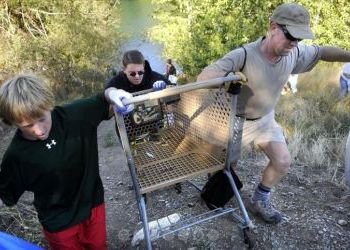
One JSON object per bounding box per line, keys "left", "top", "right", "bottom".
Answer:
{"left": 234, "top": 110, "right": 286, "bottom": 148}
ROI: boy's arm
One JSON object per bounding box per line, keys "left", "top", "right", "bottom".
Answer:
{"left": 104, "top": 87, "right": 134, "bottom": 115}
{"left": 104, "top": 87, "right": 117, "bottom": 117}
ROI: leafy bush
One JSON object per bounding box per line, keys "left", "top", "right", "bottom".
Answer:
{"left": 0, "top": 0, "right": 124, "bottom": 101}
{"left": 150, "top": 0, "right": 350, "bottom": 76}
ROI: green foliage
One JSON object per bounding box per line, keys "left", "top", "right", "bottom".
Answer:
{"left": 0, "top": 0, "right": 123, "bottom": 100}
{"left": 304, "top": 0, "right": 350, "bottom": 47}
{"left": 150, "top": 0, "right": 350, "bottom": 77}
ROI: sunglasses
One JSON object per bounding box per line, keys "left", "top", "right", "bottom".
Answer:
{"left": 278, "top": 25, "right": 302, "bottom": 42}
{"left": 128, "top": 71, "right": 145, "bottom": 77}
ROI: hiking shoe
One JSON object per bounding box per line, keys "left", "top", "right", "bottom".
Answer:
{"left": 244, "top": 196, "right": 282, "bottom": 224}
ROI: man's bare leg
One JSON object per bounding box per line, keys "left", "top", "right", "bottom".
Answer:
{"left": 245, "top": 141, "right": 291, "bottom": 223}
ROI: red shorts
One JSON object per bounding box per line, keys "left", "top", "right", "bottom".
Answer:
{"left": 43, "top": 203, "right": 107, "bottom": 250}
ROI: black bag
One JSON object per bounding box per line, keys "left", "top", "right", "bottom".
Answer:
{"left": 201, "top": 168, "right": 243, "bottom": 210}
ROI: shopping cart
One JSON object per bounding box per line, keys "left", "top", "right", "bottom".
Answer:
{"left": 114, "top": 76, "right": 254, "bottom": 249}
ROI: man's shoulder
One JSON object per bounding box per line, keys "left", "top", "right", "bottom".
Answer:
{"left": 243, "top": 38, "right": 262, "bottom": 52}
{"left": 224, "top": 39, "right": 260, "bottom": 59}
{"left": 296, "top": 42, "right": 320, "bottom": 56}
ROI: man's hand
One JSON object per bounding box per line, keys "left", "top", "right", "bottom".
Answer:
{"left": 153, "top": 80, "right": 167, "bottom": 91}
{"left": 224, "top": 72, "right": 248, "bottom": 95}
{"left": 225, "top": 72, "right": 247, "bottom": 84}
{"left": 106, "top": 88, "right": 134, "bottom": 115}
{"left": 233, "top": 72, "right": 248, "bottom": 84}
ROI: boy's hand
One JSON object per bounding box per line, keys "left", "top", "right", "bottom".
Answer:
{"left": 108, "top": 89, "right": 134, "bottom": 115}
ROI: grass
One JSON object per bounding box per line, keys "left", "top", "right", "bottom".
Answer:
{"left": 0, "top": 202, "right": 47, "bottom": 248}
{"left": 276, "top": 63, "right": 350, "bottom": 186}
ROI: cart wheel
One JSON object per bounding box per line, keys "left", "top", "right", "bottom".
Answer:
{"left": 243, "top": 228, "right": 255, "bottom": 249}
{"left": 175, "top": 183, "right": 182, "bottom": 193}
{"left": 142, "top": 194, "right": 148, "bottom": 205}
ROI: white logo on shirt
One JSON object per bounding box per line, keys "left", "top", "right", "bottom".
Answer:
{"left": 46, "top": 140, "right": 56, "bottom": 149}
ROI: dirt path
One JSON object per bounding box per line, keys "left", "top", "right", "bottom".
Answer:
{"left": 98, "top": 119, "right": 350, "bottom": 249}
{"left": 0, "top": 120, "right": 349, "bottom": 249}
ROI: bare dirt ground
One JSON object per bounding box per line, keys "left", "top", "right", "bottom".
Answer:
{"left": 1, "top": 119, "right": 350, "bottom": 249}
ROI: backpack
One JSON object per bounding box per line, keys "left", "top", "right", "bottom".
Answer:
{"left": 201, "top": 168, "right": 243, "bottom": 210}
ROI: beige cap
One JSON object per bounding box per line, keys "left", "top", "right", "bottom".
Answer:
{"left": 270, "top": 3, "right": 314, "bottom": 39}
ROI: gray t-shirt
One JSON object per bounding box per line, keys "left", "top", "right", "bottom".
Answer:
{"left": 203, "top": 37, "right": 321, "bottom": 119}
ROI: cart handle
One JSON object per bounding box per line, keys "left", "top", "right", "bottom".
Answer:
{"left": 123, "top": 75, "right": 242, "bottom": 105}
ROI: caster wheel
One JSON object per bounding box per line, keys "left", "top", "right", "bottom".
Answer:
{"left": 243, "top": 228, "right": 255, "bottom": 249}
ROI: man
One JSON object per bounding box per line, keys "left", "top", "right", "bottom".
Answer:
{"left": 0, "top": 74, "right": 128, "bottom": 249}
{"left": 197, "top": 3, "right": 350, "bottom": 224}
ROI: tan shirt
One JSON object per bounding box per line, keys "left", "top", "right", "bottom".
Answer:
{"left": 200, "top": 38, "right": 321, "bottom": 119}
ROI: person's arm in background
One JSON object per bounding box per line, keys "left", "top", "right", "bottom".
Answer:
{"left": 319, "top": 46, "right": 350, "bottom": 62}
{"left": 160, "top": 73, "right": 172, "bottom": 86}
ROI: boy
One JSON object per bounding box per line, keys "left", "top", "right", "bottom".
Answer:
{"left": 0, "top": 74, "right": 130, "bottom": 249}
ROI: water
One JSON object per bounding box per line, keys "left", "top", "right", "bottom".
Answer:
{"left": 119, "top": 0, "right": 165, "bottom": 74}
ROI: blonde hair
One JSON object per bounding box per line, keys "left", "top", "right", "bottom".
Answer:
{"left": 0, "top": 74, "right": 54, "bottom": 125}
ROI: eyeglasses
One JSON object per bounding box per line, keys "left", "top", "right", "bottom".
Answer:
{"left": 278, "top": 25, "right": 302, "bottom": 42}
{"left": 128, "top": 71, "right": 144, "bottom": 77}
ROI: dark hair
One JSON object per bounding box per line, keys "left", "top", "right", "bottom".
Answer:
{"left": 167, "top": 59, "right": 172, "bottom": 64}
{"left": 122, "top": 50, "right": 145, "bottom": 67}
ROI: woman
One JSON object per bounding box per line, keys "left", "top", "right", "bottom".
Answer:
{"left": 105, "top": 50, "right": 170, "bottom": 113}
{"left": 106, "top": 50, "right": 168, "bottom": 91}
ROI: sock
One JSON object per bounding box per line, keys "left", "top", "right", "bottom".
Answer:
{"left": 252, "top": 183, "right": 271, "bottom": 202}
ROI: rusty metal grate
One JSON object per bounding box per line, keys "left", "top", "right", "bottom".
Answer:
{"left": 137, "top": 151, "right": 223, "bottom": 194}
{"left": 133, "top": 128, "right": 226, "bottom": 194}
{"left": 123, "top": 89, "right": 232, "bottom": 194}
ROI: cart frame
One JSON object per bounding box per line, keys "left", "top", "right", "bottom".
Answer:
{"left": 114, "top": 76, "right": 254, "bottom": 249}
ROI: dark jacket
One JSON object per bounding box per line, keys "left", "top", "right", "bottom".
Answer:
{"left": 105, "top": 60, "right": 171, "bottom": 93}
